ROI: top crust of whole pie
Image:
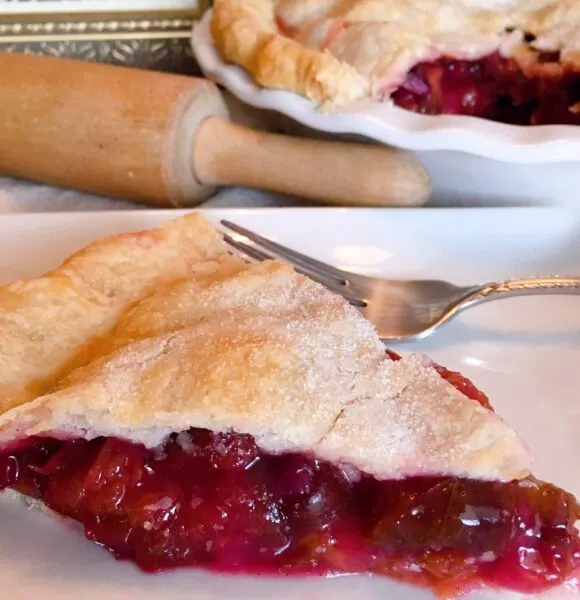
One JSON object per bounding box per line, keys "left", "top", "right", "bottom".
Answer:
{"left": 210, "top": 0, "right": 580, "bottom": 106}
{"left": 0, "top": 214, "right": 531, "bottom": 482}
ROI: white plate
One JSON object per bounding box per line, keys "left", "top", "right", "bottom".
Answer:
{"left": 192, "top": 12, "right": 580, "bottom": 207}
{"left": 1, "top": 208, "right": 579, "bottom": 600}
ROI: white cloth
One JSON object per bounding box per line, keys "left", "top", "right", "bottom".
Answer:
{"left": 0, "top": 177, "right": 312, "bottom": 213}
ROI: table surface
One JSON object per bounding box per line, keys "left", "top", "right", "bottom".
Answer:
{"left": 0, "top": 177, "right": 315, "bottom": 213}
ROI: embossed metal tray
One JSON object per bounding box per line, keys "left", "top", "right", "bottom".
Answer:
{"left": 0, "top": 1, "right": 206, "bottom": 73}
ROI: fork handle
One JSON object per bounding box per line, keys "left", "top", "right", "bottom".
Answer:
{"left": 463, "top": 276, "right": 580, "bottom": 308}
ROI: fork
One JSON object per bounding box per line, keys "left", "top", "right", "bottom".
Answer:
{"left": 220, "top": 220, "right": 580, "bottom": 341}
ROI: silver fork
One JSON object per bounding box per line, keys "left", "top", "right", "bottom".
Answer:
{"left": 220, "top": 220, "right": 580, "bottom": 341}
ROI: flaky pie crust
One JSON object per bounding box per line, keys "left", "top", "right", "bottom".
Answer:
{"left": 0, "top": 214, "right": 530, "bottom": 482}
{"left": 210, "top": 0, "right": 580, "bottom": 107}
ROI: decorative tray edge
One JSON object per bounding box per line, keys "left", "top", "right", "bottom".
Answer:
{"left": 0, "top": 5, "right": 208, "bottom": 73}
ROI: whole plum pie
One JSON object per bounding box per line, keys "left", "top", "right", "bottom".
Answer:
{"left": 211, "top": 0, "right": 580, "bottom": 125}
{"left": 0, "top": 213, "right": 578, "bottom": 598}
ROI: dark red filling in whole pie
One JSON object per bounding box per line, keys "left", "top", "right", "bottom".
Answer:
{"left": 0, "top": 360, "right": 578, "bottom": 597}
{"left": 392, "top": 52, "right": 580, "bottom": 125}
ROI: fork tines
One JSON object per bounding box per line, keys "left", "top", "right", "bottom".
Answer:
{"left": 220, "top": 220, "right": 364, "bottom": 306}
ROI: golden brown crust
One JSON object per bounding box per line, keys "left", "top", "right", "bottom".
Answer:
{"left": 211, "top": 0, "right": 276, "bottom": 66}
{"left": 0, "top": 214, "right": 531, "bottom": 481}
{"left": 210, "top": 0, "right": 580, "bottom": 107}
{"left": 211, "top": 0, "right": 370, "bottom": 105}
{"left": 0, "top": 212, "right": 228, "bottom": 415}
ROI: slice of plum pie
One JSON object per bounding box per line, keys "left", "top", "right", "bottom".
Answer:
{"left": 0, "top": 213, "right": 578, "bottom": 598}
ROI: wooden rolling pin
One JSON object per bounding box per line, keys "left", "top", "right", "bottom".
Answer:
{"left": 0, "top": 53, "right": 431, "bottom": 207}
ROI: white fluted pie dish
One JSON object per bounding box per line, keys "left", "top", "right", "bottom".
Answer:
{"left": 192, "top": 11, "right": 580, "bottom": 206}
